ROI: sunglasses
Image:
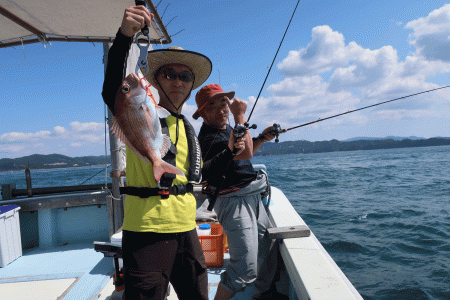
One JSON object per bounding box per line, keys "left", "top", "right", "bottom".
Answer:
{"left": 159, "top": 68, "right": 195, "bottom": 82}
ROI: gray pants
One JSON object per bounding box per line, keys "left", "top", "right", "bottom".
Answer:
{"left": 213, "top": 172, "right": 272, "bottom": 295}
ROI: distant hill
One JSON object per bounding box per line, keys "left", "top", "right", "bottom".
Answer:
{"left": 1, "top": 137, "right": 450, "bottom": 172}
{"left": 344, "top": 136, "right": 425, "bottom": 141}
{"left": 254, "top": 137, "right": 450, "bottom": 157}
{"left": 0, "top": 154, "right": 110, "bottom": 172}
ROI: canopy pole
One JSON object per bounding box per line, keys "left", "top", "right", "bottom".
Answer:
{"left": 103, "top": 42, "right": 125, "bottom": 237}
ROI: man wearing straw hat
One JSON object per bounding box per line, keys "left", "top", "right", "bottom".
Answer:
{"left": 102, "top": 5, "right": 245, "bottom": 300}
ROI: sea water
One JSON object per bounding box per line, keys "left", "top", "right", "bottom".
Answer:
{"left": 1, "top": 146, "right": 449, "bottom": 300}
{"left": 252, "top": 145, "right": 450, "bottom": 300}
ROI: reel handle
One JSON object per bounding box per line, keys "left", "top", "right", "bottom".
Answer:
{"left": 269, "top": 123, "right": 282, "bottom": 143}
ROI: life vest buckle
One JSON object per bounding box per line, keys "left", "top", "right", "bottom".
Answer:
{"left": 158, "top": 189, "right": 170, "bottom": 196}
{"left": 158, "top": 189, "right": 170, "bottom": 199}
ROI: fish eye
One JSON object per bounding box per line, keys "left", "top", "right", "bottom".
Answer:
{"left": 121, "top": 85, "right": 130, "bottom": 94}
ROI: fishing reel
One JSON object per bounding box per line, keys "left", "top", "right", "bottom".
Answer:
{"left": 269, "top": 123, "right": 283, "bottom": 143}
{"left": 234, "top": 123, "right": 257, "bottom": 138}
{"left": 231, "top": 123, "right": 257, "bottom": 155}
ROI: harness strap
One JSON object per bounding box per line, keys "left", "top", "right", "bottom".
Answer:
{"left": 159, "top": 118, "right": 177, "bottom": 188}
{"left": 159, "top": 115, "right": 202, "bottom": 187}
{"left": 180, "top": 115, "right": 202, "bottom": 183}
{"left": 120, "top": 183, "right": 194, "bottom": 199}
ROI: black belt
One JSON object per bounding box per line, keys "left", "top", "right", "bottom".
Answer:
{"left": 119, "top": 183, "right": 194, "bottom": 199}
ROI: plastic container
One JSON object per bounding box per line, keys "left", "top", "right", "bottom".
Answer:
{"left": 0, "top": 205, "right": 22, "bottom": 268}
{"left": 197, "top": 224, "right": 211, "bottom": 236}
{"left": 197, "top": 223, "right": 224, "bottom": 267}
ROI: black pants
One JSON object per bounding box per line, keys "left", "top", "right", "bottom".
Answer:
{"left": 122, "top": 229, "right": 208, "bottom": 300}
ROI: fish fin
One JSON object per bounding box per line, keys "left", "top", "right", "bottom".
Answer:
{"left": 153, "top": 160, "right": 186, "bottom": 182}
{"left": 110, "top": 117, "right": 127, "bottom": 143}
{"left": 111, "top": 117, "right": 149, "bottom": 164}
{"left": 159, "top": 134, "right": 172, "bottom": 158}
{"left": 156, "top": 105, "right": 171, "bottom": 118}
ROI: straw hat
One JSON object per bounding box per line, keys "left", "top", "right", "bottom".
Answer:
{"left": 146, "top": 46, "right": 212, "bottom": 90}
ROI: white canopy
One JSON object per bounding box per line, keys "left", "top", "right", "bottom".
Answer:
{"left": 0, "top": 0, "right": 171, "bottom": 48}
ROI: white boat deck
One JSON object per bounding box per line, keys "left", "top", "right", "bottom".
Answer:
{"left": 0, "top": 243, "right": 251, "bottom": 300}
{"left": 96, "top": 252, "right": 256, "bottom": 300}
{"left": 0, "top": 242, "right": 115, "bottom": 300}
{"left": 0, "top": 184, "right": 363, "bottom": 300}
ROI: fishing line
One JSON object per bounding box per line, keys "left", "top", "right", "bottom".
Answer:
{"left": 170, "top": 29, "right": 185, "bottom": 37}
{"left": 204, "top": 1, "right": 302, "bottom": 211}
{"left": 246, "top": 0, "right": 301, "bottom": 124}
{"left": 161, "top": 3, "right": 170, "bottom": 20}
{"left": 283, "top": 85, "right": 450, "bottom": 132}
{"left": 165, "top": 16, "right": 177, "bottom": 27}
{"left": 79, "top": 164, "right": 111, "bottom": 186}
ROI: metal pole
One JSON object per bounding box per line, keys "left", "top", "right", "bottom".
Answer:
{"left": 103, "top": 42, "right": 125, "bottom": 236}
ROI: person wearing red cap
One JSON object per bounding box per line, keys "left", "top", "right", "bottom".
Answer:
{"left": 193, "top": 84, "right": 282, "bottom": 300}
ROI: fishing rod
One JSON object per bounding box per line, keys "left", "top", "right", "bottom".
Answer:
{"left": 207, "top": 0, "right": 301, "bottom": 211}
{"left": 234, "top": 0, "right": 301, "bottom": 143}
{"left": 237, "top": 0, "right": 302, "bottom": 144}
{"left": 246, "top": 0, "right": 301, "bottom": 124}
{"left": 281, "top": 85, "right": 450, "bottom": 133}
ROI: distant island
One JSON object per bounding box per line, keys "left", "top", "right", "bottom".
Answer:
{"left": 1, "top": 137, "right": 449, "bottom": 172}
{"left": 254, "top": 136, "right": 450, "bottom": 156}
{"left": 0, "top": 154, "right": 111, "bottom": 172}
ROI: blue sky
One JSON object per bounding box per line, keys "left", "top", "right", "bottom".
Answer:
{"left": 1, "top": 0, "right": 450, "bottom": 158}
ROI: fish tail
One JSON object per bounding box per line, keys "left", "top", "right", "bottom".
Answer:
{"left": 153, "top": 160, "right": 186, "bottom": 182}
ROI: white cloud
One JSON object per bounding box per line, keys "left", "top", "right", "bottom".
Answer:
{"left": 70, "top": 121, "right": 104, "bottom": 132}
{"left": 262, "top": 5, "right": 450, "bottom": 135}
{"left": 247, "top": 76, "right": 363, "bottom": 130}
{"left": 0, "top": 144, "right": 26, "bottom": 153}
{"left": 72, "top": 133, "right": 105, "bottom": 143}
{"left": 53, "top": 126, "right": 66, "bottom": 135}
{"left": 0, "top": 122, "right": 108, "bottom": 157}
{"left": 405, "top": 4, "right": 450, "bottom": 61}
{"left": 278, "top": 26, "right": 353, "bottom": 76}
{"left": 0, "top": 131, "right": 51, "bottom": 142}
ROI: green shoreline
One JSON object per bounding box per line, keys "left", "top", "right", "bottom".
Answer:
{"left": 2, "top": 137, "right": 450, "bottom": 172}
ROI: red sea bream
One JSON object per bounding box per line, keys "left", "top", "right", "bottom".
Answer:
{"left": 111, "top": 73, "right": 184, "bottom": 182}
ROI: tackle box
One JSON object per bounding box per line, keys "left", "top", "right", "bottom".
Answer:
{"left": 0, "top": 205, "right": 22, "bottom": 267}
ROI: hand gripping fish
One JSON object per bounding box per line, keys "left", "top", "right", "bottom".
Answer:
{"left": 111, "top": 73, "right": 185, "bottom": 182}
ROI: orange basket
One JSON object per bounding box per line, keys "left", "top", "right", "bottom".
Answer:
{"left": 197, "top": 223, "right": 226, "bottom": 267}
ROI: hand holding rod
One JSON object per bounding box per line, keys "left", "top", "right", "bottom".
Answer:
{"left": 206, "top": 123, "right": 251, "bottom": 211}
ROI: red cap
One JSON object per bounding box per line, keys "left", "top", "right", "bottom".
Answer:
{"left": 192, "top": 84, "right": 235, "bottom": 120}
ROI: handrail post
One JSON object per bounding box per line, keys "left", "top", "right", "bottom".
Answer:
{"left": 103, "top": 42, "right": 125, "bottom": 237}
